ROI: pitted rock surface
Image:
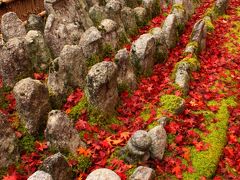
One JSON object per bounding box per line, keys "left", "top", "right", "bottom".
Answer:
{"left": 0, "top": 113, "right": 19, "bottom": 168}
{"left": 85, "top": 61, "right": 118, "bottom": 114}
{"left": 130, "top": 130, "right": 152, "bottom": 151}
{"left": 26, "top": 14, "right": 45, "bottom": 32}
{"left": 45, "top": 110, "right": 86, "bottom": 154}
{"left": 129, "top": 166, "right": 156, "bottom": 180}
{"left": 115, "top": 48, "right": 137, "bottom": 89}
{"left": 44, "top": 0, "right": 93, "bottom": 57}
{"left": 131, "top": 33, "right": 156, "bottom": 75}
{"left": 25, "top": 30, "right": 52, "bottom": 72}
{"left": 48, "top": 45, "right": 87, "bottom": 98}
{"left": 28, "top": 171, "right": 53, "bottom": 180}
{"left": 13, "top": 78, "right": 51, "bottom": 135}
{"left": 86, "top": 168, "right": 121, "bottom": 180}
{"left": 191, "top": 19, "right": 207, "bottom": 51}
{"left": 1, "top": 12, "right": 26, "bottom": 41}
{"left": 161, "top": 14, "right": 178, "bottom": 49}
{"left": 79, "top": 26, "right": 102, "bottom": 58}
{"left": 40, "top": 152, "right": 72, "bottom": 180}
{"left": 148, "top": 125, "right": 167, "bottom": 160}
{"left": 0, "top": 37, "right": 32, "bottom": 88}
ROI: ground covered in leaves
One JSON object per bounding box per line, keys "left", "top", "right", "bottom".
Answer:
{"left": 1, "top": 0, "right": 240, "bottom": 179}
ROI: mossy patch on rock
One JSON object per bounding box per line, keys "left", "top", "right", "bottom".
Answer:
{"left": 172, "top": 56, "right": 200, "bottom": 80}
{"left": 184, "top": 97, "right": 237, "bottom": 179}
{"left": 160, "top": 95, "right": 185, "bottom": 114}
{"left": 203, "top": 16, "right": 215, "bottom": 32}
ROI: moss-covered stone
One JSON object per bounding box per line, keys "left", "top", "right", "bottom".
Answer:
{"left": 203, "top": 16, "right": 215, "bottom": 32}
{"left": 172, "top": 56, "right": 200, "bottom": 80}
{"left": 184, "top": 97, "right": 237, "bottom": 179}
{"left": 160, "top": 95, "right": 185, "bottom": 114}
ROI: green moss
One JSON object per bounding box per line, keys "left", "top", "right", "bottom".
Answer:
{"left": 102, "top": 44, "right": 114, "bottom": 57}
{"left": 172, "top": 56, "right": 200, "bottom": 80}
{"left": 207, "top": 100, "right": 218, "bottom": 107}
{"left": 203, "top": 16, "right": 215, "bottom": 32}
{"left": 172, "top": 3, "right": 184, "bottom": 10}
{"left": 119, "top": 32, "right": 129, "bottom": 47}
{"left": 184, "top": 97, "right": 237, "bottom": 179}
{"left": 147, "top": 121, "right": 159, "bottom": 130}
{"left": 76, "top": 155, "right": 92, "bottom": 172}
{"left": 160, "top": 95, "right": 184, "bottom": 114}
{"left": 86, "top": 54, "right": 101, "bottom": 68}
{"left": 69, "top": 97, "right": 87, "bottom": 120}
{"left": 19, "top": 134, "right": 35, "bottom": 153}
{"left": 224, "top": 20, "right": 240, "bottom": 54}
{"left": 140, "top": 104, "right": 151, "bottom": 121}
{"left": 126, "top": 166, "right": 137, "bottom": 177}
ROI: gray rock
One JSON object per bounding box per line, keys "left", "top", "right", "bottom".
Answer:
{"left": 86, "top": 168, "right": 121, "bottom": 180}
{"left": 105, "top": 0, "right": 124, "bottom": 27}
{"left": 157, "top": 116, "right": 170, "bottom": 127}
{"left": 131, "top": 130, "right": 152, "bottom": 151}
{"left": 172, "top": 5, "right": 187, "bottom": 34}
{"left": 44, "top": 0, "right": 93, "bottom": 57}
{"left": 121, "top": 7, "right": 138, "bottom": 35}
{"left": 123, "top": 130, "right": 151, "bottom": 163}
{"left": 40, "top": 153, "right": 72, "bottom": 180}
{"left": 115, "top": 48, "right": 137, "bottom": 90}
{"left": 25, "top": 30, "right": 52, "bottom": 72}
{"left": 131, "top": 33, "right": 156, "bottom": 75}
{"left": 79, "top": 26, "right": 102, "bottom": 58}
{"left": 150, "top": 27, "right": 168, "bottom": 63}
{"left": 0, "top": 37, "right": 32, "bottom": 87}
{"left": 26, "top": 14, "right": 45, "bottom": 32}
{"left": 47, "top": 45, "right": 87, "bottom": 98}
{"left": 0, "top": 113, "right": 19, "bottom": 168}
{"left": 28, "top": 171, "right": 53, "bottom": 180}
{"left": 89, "top": 5, "right": 107, "bottom": 26}
{"left": 45, "top": 110, "right": 86, "bottom": 154}
{"left": 1, "top": 12, "right": 26, "bottom": 41}
{"left": 184, "top": 42, "right": 198, "bottom": 54}
{"left": 214, "top": 0, "right": 228, "bottom": 15}
{"left": 99, "top": 19, "right": 120, "bottom": 49}
{"left": 175, "top": 62, "right": 190, "bottom": 93}
{"left": 191, "top": 19, "right": 207, "bottom": 52}
{"left": 129, "top": 166, "right": 156, "bottom": 180}
{"left": 148, "top": 125, "right": 167, "bottom": 160}
{"left": 13, "top": 78, "right": 51, "bottom": 135}
{"left": 173, "top": 0, "right": 196, "bottom": 19}
{"left": 161, "top": 14, "right": 178, "bottom": 49}
{"left": 85, "top": 61, "right": 118, "bottom": 114}
{"left": 133, "top": 7, "right": 148, "bottom": 26}
{"left": 142, "top": 0, "right": 160, "bottom": 18}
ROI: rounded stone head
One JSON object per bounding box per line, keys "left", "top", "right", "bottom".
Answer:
{"left": 130, "top": 130, "right": 152, "bottom": 150}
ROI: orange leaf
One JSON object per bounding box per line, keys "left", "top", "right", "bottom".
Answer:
{"left": 77, "top": 147, "right": 91, "bottom": 157}
{"left": 120, "top": 132, "right": 130, "bottom": 141}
